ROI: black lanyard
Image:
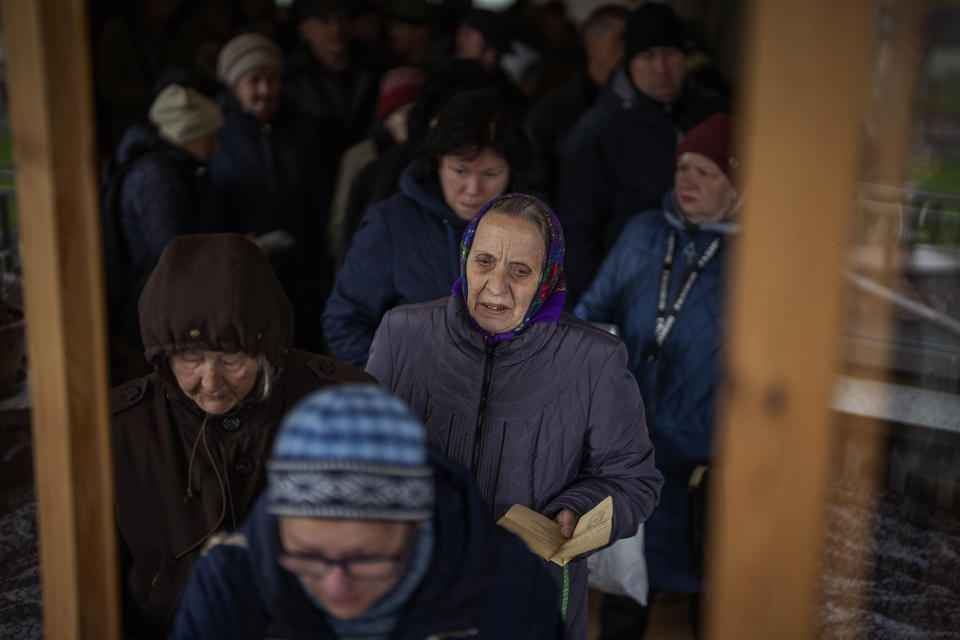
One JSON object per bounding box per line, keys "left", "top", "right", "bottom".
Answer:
{"left": 652, "top": 230, "right": 722, "bottom": 352}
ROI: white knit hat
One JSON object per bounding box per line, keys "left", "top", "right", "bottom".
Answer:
{"left": 216, "top": 33, "right": 283, "bottom": 88}
{"left": 148, "top": 84, "right": 223, "bottom": 146}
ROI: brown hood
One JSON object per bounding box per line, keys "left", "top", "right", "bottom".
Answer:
{"left": 138, "top": 233, "right": 293, "bottom": 370}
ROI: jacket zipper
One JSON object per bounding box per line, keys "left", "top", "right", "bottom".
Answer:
{"left": 471, "top": 343, "right": 497, "bottom": 474}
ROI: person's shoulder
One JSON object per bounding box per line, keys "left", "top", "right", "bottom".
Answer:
{"left": 290, "top": 349, "right": 377, "bottom": 385}
{"left": 557, "top": 312, "right": 622, "bottom": 349}
{"left": 682, "top": 83, "right": 730, "bottom": 124}
{"left": 551, "top": 314, "right": 625, "bottom": 363}
{"left": 382, "top": 298, "right": 449, "bottom": 327}
{"left": 564, "top": 92, "right": 629, "bottom": 154}
{"left": 200, "top": 531, "right": 253, "bottom": 572}
{"left": 110, "top": 374, "right": 167, "bottom": 451}
{"left": 622, "top": 208, "right": 668, "bottom": 239}
{"left": 110, "top": 373, "right": 160, "bottom": 416}
{"left": 365, "top": 186, "right": 418, "bottom": 223}
{"left": 566, "top": 100, "right": 608, "bottom": 139}
{"left": 377, "top": 299, "right": 450, "bottom": 343}
{"left": 340, "top": 138, "right": 377, "bottom": 168}
{"left": 123, "top": 148, "right": 189, "bottom": 196}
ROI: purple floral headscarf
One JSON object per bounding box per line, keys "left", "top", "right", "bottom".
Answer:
{"left": 451, "top": 193, "right": 567, "bottom": 344}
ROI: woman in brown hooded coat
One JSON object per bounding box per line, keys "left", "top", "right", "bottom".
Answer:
{"left": 110, "top": 233, "right": 373, "bottom": 639}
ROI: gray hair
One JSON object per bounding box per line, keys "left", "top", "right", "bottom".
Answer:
{"left": 254, "top": 354, "right": 274, "bottom": 403}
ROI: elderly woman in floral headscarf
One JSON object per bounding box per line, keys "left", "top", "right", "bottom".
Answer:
{"left": 366, "top": 193, "right": 663, "bottom": 639}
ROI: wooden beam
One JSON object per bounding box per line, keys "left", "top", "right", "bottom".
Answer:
{"left": 0, "top": 1, "right": 120, "bottom": 638}
{"left": 864, "top": 2, "right": 925, "bottom": 187}
{"left": 704, "top": 1, "right": 871, "bottom": 638}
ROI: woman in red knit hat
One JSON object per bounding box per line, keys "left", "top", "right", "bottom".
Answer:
{"left": 575, "top": 112, "right": 739, "bottom": 638}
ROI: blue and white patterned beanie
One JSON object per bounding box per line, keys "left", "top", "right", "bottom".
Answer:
{"left": 267, "top": 385, "right": 434, "bottom": 521}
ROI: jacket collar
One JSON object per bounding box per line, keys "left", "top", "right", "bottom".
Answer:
{"left": 603, "top": 63, "right": 689, "bottom": 125}
{"left": 443, "top": 296, "right": 559, "bottom": 367}
{"left": 398, "top": 162, "right": 470, "bottom": 230}
{"left": 662, "top": 190, "right": 741, "bottom": 236}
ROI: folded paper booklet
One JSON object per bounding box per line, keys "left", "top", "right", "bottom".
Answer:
{"left": 496, "top": 496, "right": 613, "bottom": 566}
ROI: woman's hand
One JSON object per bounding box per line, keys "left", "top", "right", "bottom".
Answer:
{"left": 554, "top": 509, "right": 579, "bottom": 538}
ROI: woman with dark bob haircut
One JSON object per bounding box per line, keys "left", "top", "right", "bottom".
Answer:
{"left": 323, "top": 86, "right": 533, "bottom": 366}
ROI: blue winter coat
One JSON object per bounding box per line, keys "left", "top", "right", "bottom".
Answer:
{"left": 169, "top": 451, "right": 564, "bottom": 640}
{"left": 323, "top": 163, "right": 468, "bottom": 366}
{"left": 208, "top": 93, "right": 338, "bottom": 351}
{"left": 209, "top": 93, "right": 334, "bottom": 242}
{"left": 557, "top": 64, "right": 726, "bottom": 303}
{"left": 574, "top": 193, "right": 734, "bottom": 592}
{"left": 115, "top": 125, "right": 225, "bottom": 339}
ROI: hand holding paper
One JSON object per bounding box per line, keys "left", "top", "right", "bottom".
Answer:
{"left": 496, "top": 496, "right": 613, "bottom": 566}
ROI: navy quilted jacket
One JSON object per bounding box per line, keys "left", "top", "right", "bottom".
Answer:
{"left": 323, "top": 163, "right": 468, "bottom": 367}
{"left": 574, "top": 192, "right": 735, "bottom": 592}
{"left": 170, "top": 451, "right": 564, "bottom": 640}
{"left": 208, "top": 92, "right": 334, "bottom": 243}
{"left": 115, "top": 125, "right": 225, "bottom": 328}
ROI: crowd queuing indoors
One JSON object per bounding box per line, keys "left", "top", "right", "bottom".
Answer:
{"left": 92, "top": 1, "right": 733, "bottom": 638}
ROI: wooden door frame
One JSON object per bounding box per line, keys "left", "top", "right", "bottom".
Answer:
{"left": 704, "top": 1, "right": 873, "bottom": 638}
{"left": 0, "top": 1, "right": 120, "bottom": 638}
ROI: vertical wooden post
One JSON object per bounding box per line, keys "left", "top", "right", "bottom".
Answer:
{"left": 704, "top": 1, "right": 871, "bottom": 639}
{"left": 0, "top": 1, "right": 120, "bottom": 639}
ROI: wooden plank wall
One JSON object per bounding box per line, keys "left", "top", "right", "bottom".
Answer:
{"left": 704, "top": 1, "right": 872, "bottom": 638}
{"left": 0, "top": 1, "right": 120, "bottom": 638}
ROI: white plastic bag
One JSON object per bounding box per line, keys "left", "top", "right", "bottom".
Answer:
{"left": 587, "top": 523, "right": 648, "bottom": 606}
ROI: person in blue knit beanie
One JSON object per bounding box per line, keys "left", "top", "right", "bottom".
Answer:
{"left": 170, "top": 384, "right": 564, "bottom": 640}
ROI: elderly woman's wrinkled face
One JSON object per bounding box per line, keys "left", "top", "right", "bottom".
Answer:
{"left": 169, "top": 350, "right": 259, "bottom": 414}
{"left": 232, "top": 66, "right": 282, "bottom": 122}
{"left": 675, "top": 152, "right": 737, "bottom": 225}
{"left": 466, "top": 211, "right": 546, "bottom": 334}
{"left": 278, "top": 518, "right": 414, "bottom": 621}
{"left": 438, "top": 148, "right": 510, "bottom": 221}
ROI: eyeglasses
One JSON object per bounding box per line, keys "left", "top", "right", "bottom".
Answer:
{"left": 278, "top": 549, "right": 411, "bottom": 582}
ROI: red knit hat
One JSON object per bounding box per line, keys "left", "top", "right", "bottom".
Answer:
{"left": 376, "top": 66, "right": 425, "bottom": 121}
{"left": 676, "top": 113, "right": 738, "bottom": 184}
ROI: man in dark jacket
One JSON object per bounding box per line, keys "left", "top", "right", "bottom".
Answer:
{"left": 209, "top": 32, "right": 339, "bottom": 352}
{"left": 556, "top": 4, "right": 727, "bottom": 304}
{"left": 525, "top": 4, "right": 628, "bottom": 202}
{"left": 283, "top": 0, "right": 380, "bottom": 149}
{"left": 169, "top": 385, "right": 563, "bottom": 639}
{"left": 112, "top": 234, "right": 372, "bottom": 639}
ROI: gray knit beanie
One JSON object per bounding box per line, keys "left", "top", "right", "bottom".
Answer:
{"left": 148, "top": 84, "right": 223, "bottom": 146}
{"left": 216, "top": 33, "right": 283, "bottom": 88}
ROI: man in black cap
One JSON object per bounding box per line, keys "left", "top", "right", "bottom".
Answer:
{"left": 284, "top": 0, "right": 380, "bottom": 148}
{"left": 383, "top": 0, "right": 449, "bottom": 66}
{"left": 555, "top": 3, "right": 728, "bottom": 305}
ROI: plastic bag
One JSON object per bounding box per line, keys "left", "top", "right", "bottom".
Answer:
{"left": 587, "top": 523, "right": 648, "bottom": 606}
